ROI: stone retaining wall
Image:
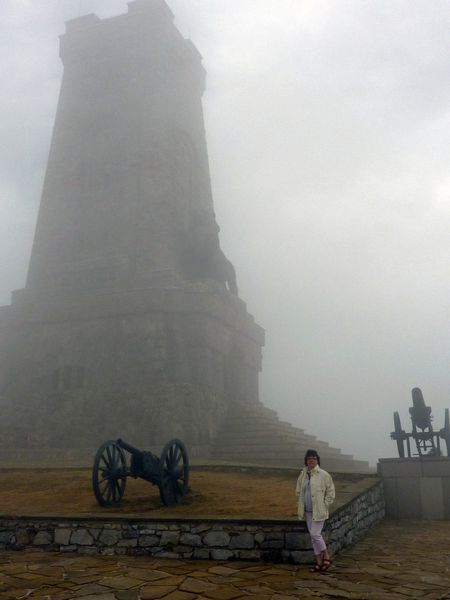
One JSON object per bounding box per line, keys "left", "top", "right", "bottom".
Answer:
{"left": 0, "top": 481, "right": 384, "bottom": 563}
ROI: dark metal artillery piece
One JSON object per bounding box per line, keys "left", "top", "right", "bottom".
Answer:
{"left": 92, "top": 438, "right": 189, "bottom": 507}
{"left": 391, "top": 388, "right": 450, "bottom": 458}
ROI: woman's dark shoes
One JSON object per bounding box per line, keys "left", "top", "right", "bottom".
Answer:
{"left": 320, "top": 559, "right": 332, "bottom": 571}
{"left": 309, "top": 564, "right": 322, "bottom": 573}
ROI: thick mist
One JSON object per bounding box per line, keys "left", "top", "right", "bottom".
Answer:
{"left": 1, "top": 0, "right": 450, "bottom": 466}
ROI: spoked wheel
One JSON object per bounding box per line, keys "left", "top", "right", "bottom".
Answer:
{"left": 441, "top": 408, "right": 450, "bottom": 457}
{"left": 92, "top": 440, "right": 127, "bottom": 507}
{"left": 392, "top": 411, "right": 405, "bottom": 458}
{"left": 158, "top": 438, "right": 189, "bottom": 506}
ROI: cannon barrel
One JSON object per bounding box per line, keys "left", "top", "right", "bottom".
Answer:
{"left": 116, "top": 438, "right": 144, "bottom": 458}
{"left": 410, "top": 388, "right": 432, "bottom": 430}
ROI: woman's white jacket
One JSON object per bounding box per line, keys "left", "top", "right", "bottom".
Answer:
{"left": 295, "top": 465, "right": 335, "bottom": 521}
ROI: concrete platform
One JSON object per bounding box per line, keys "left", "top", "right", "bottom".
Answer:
{"left": 378, "top": 457, "right": 450, "bottom": 519}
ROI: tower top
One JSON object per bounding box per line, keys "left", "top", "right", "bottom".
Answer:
{"left": 60, "top": 0, "right": 201, "bottom": 70}
{"left": 64, "top": 0, "right": 174, "bottom": 34}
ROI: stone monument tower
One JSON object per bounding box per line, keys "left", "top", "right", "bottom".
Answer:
{"left": 0, "top": 0, "right": 369, "bottom": 471}
{"left": 0, "top": 0, "right": 264, "bottom": 454}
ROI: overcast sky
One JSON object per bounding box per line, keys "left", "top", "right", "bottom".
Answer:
{"left": 1, "top": 0, "right": 450, "bottom": 466}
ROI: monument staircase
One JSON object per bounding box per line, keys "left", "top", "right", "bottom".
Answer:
{"left": 211, "top": 401, "right": 370, "bottom": 473}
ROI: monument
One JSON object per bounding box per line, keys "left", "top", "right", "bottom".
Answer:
{"left": 0, "top": 0, "right": 368, "bottom": 471}
{"left": 379, "top": 388, "right": 450, "bottom": 519}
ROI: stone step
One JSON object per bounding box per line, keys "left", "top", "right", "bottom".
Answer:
{"left": 211, "top": 452, "right": 369, "bottom": 473}
{"left": 220, "top": 421, "right": 317, "bottom": 438}
{"left": 211, "top": 444, "right": 354, "bottom": 461}
{"left": 211, "top": 401, "right": 370, "bottom": 472}
{"left": 212, "top": 440, "right": 346, "bottom": 458}
{"left": 215, "top": 429, "right": 323, "bottom": 444}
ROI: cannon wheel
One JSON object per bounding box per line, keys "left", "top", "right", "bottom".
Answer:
{"left": 442, "top": 408, "right": 450, "bottom": 457}
{"left": 158, "top": 438, "right": 189, "bottom": 506}
{"left": 393, "top": 411, "right": 405, "bottom": 458}
{"left": 92, "top": 440, "right": 127, "bottom": 507}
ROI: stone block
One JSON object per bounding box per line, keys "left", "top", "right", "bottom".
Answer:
{"left": 193, "top": 548, "right": 210, "bottom": 559}
{"left": 237, "top": 550, "right": 260, "bottom": 560}
{"left": 157, "top": 551, "right": 180, "bottom": 559}
{"left": 191, "top": 523, "right": 210, "bottom": 534}
{"left": 290, "top": 550, "right": 311, "bottom": 564}
{"left": 266, "top": 532, "right": 284, "bottom": 541}
{"left": 261, "top": 539, "right": 284, "bottom": 549}
{"left": 79, "top": 546, "right": 99, "bottom": 555}
{"left": 71, "top": 529, "right": 95, "bottom": 546}
{"left": 89, "top": 529, "right": 101, "bottom": 540}
{"left": 0, "top": 531, "right": 14, "bottom": 544}
{"left": 173, "top": 545, "right": 192, "bottom": 553}
{"left": 139, "top": 535, "right": 160, "bottom": 547}
{"left": 15, "top": 529, "right": 30, "bottom": 546}
{"left": 118, "top": 538, "right": 138, "bottom": 547}
{"left": 396, "top": 477, "right": 421, "bottom": 519}
{"left": 285, "top": 532, "right": 310, "bottom": 550}
{"left": 203, "top": 531, "right": 230, "bottom": 547}
{"left": 420, "top": 477, "right": 444, "bottom": 519}
{"left": 211, "top": 548, "right": 234, "bottom": 560}
{"left": 139, "top": 529, "right": 156, "bottom": 535}
{"left": 160, "top": 531, "right": 180, "bottom": 546}
{"left": 229, "top": 533, "right": 254, "bottom": 549}
{"left": 54, "top": 528, "right": 72, "bottom": 545}
{"left": 33, "top": 530, "right": 53, "bottom": 545}
{"left": 100, "top": 529, "right": 121, "bottom": 546}
{"left": 180, "top": 533, "right": 201, "bottom": 547}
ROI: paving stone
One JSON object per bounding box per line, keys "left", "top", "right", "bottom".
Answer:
{"left": 139, "top": 585, "right": 177, "bottom": 599}
{"left": 98, "top": 576, "right": 145, "bottom": 589}
{"left": 179, "top": 577, "right": 217, "bottom": 593}
{"left": 150, "top": 575, "right": 185, "bottom": 586}
{"left": 202, "top": 587, "right": 243, "bottom": 600}
{"left": 71, "top": 595, "right": 115, "bottom": 600}
{"left": 207, "top": 566, "right": 240, "bottom": 576}
{"left": 162, "top": 591, "right": 196, "bottom": 600}
{"left": 115, "top": 591, "right": 140, "bottom": 600}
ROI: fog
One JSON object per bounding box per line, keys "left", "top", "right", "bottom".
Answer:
{"left": 1, "top": 0, "right": 450, "bottom": 466}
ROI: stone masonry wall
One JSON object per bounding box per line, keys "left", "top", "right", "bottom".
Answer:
{"left": 0, "top": 481, "right": 384, "bottom": 563}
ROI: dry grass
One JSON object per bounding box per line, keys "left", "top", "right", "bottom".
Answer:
{"left": 0, "top": 468, "right": 300, "bottom": 519}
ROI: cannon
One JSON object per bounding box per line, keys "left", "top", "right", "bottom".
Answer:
{"left": 391, "top": 388, "right": 450, "bottom": 458}
{"left": 92, "top": 438, "right": 189, "bottom": 507}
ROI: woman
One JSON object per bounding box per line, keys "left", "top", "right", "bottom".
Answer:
{"left": 295, "top": 449, "right": 335, "bottom": 572}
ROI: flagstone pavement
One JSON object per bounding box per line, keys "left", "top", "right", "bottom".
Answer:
{"left": 0, "top": 521, "right": 449, "bottom": 600}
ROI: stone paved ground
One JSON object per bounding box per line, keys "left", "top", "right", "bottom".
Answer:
{"left": 0, "top": 521, "right": 449, "bottom": 600}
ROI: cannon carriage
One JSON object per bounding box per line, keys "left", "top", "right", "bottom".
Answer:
{"left": 92, "top": 438, "right": 189, "bottom": 507}
{"left": 391, "top": 388, "right": 450, "bottom": 458}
